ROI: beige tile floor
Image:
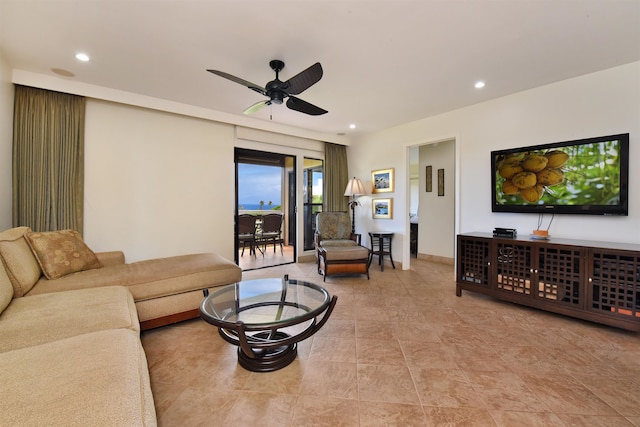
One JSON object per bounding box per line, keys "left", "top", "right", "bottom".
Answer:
{"left": 141, "top": 258, "right": 640, "bottom": 426}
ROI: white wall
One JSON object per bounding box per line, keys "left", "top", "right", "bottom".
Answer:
{"left": 0, "top": 50, "right": 13, "bottom": 229}
{"left": 351, "top": 62, "right": 640, "bottom": 269}
{"left": 84, "top": 100, "right": 328, "bottom": 263}
{"left": 418, "top": 140, "right": 455, "bottom": 259}
{"left": 345, "top": 134, "right": 409, "bottom": 266}
{"left": 84, "top": 99, "right": 236, "bottom": 262}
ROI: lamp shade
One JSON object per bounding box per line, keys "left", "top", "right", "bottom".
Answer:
{"left": 344, "top": 177, "right": 366, "bottom": 196}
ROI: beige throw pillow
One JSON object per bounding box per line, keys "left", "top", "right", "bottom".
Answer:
{"left": 25, "top": 230, "right": 102, "bottom": 280}
{"left": 0, "top": 226, "right": 42, "bottom": 297}
{"left": 0, "top": 262, "right": 16, "bottom": 313}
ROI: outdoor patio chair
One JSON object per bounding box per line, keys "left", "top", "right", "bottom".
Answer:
{"left": 238, "top": 214, "right": 258, "bottom": 257}
{"left": 259, "top": 213, "right": 284, "bottom": 255}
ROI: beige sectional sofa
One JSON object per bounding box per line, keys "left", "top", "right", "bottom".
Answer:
{"left": 0, "top": 226, "right": 243, "bottom": 425}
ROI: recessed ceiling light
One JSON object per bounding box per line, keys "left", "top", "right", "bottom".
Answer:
{"left": 474, "top": 81, "right": 485, "bottom": 89}
{"left": 349, "top": 124, "right": 356, "bottom": 129}
{"left": 75, "top": 53, "right": 90, "bottom": 62}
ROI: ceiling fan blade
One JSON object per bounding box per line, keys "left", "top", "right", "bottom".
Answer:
{"left": 207, "top": 69, "right": 266, "bottom": 95}
{"left": 243, "top": 100, "right": 269, "bottom": 114}
{"left": 284, "top": 62, "right": 323, "bottom": 95}
{"left": 286, "top": 96, "right": 328, "bottom": 115}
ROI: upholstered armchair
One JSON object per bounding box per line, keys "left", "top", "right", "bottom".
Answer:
{"left": 314, "top": 212, "right": 361, "bottom": 255}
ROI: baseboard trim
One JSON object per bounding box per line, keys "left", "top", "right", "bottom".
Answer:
{"left": 417, "top": 253, "right": 454, "bottom": 265}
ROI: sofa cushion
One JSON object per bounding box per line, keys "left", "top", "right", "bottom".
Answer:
{"left": 96, "top": 250, "right": 126, "bottom": 267}
{"left": 321, "top": 245, "right": 370, "bottom": 261}
{"left": 318, "top": 239, "right": 358, "bottom": 248}
{"left": 0, "top": 286, "right": 139, "bottom": 353}
{"left": 0, "top": 263, "right": 14, "bottom": 315}
{"left": 0, "top": 227, "right": 42, "bottom": 297}
{"left": 25, "top": 229, "right": 102, "bottom": 280}
{"left": 0, "top": 328, "right": 157, "bottom": 426}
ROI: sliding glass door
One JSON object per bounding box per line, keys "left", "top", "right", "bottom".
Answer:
{"left": 303, "top": 158, "right": 323, "bottom": 251}
{"left": 235, "top": 148, "right": 295, "bottom": 270}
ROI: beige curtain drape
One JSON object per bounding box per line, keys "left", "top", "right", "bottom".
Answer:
{"left": 13, "top": 85, "right": 86, "bottom": 232}
{"left": 323, "top": 142, "right": 349, "bottom": 212}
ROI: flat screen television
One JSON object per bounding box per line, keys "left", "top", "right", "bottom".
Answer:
{"left": 491, "top": 133, "right": 629, "bottom": 215}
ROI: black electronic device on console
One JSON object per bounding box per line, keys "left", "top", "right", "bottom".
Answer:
{"left": 493, "top": 228, "right": 517, "bottom": 238}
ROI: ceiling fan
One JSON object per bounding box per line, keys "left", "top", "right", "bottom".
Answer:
{"left": 207, "top": 60, "right": 328, "bottom": 116}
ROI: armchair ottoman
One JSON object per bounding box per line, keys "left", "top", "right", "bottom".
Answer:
{"left": 317, "top": 245, "right": 370, "bottom": 281}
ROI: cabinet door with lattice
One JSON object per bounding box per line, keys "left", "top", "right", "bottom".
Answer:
{"left": 589, "top": 249, "right": 640, "bottom": 321}
{"left": 457, "top": 236, "right": 491, "bottom": 293}
{"left": 537, "top": 244, "right": 583, "bottom": 307}
{"left": 494, "top": 241, "right": 534, "bottom": 297}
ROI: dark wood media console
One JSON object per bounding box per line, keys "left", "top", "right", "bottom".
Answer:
{"left": 457, "top": 232, "right": 640, "bottom": 331}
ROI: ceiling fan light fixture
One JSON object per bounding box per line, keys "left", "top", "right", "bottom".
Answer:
{"left": 270, "top": 91, "right": 284, "bottom": 104}
{"left": 208, "top": 60, "right": 327, "bottom": 116}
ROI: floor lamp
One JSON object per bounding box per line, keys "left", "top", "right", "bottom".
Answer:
{"left": 344, "top": 177, "right": 366, "bottom": 234}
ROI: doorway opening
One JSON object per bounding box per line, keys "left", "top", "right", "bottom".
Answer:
{"left": 235, "top": 148, "right": 296, "bottom": 270}
{"left": 407, "top": 139, "right": 456, "bottom": 269}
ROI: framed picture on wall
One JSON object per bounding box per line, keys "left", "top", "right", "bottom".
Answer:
{"left": 371, "top": 168, "right": 394, "bottom": 193}
{"left": 372, "top": 198, "right": 393, "bottom": 219}
{"left": 438, "top": 168, "right": 445, "bottom": 196}
{"left": 426, "top": 165, "right": 432, "bottom": 192}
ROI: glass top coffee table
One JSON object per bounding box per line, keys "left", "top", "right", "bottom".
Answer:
{"left": 199, "top": 276, "right": 337, "bottom": 372}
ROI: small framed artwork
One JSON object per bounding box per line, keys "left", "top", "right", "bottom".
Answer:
{"left": 426, "top": 165, "right": 432, "bottom": 192}
{"left": 372, "top": 198, "right": 393, "bottom": 219}
{"left": 371, "top": 168, "right": 394, "bottom": 193}
{"left": 438, "top": 168, "right": 445, "bottom": 196}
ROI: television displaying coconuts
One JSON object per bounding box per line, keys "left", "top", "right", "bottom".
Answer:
{"left": 491, "top": 133, "right": 629, "bottom": 215}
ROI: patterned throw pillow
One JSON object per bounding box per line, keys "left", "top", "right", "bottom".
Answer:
{"left": 25, "top": 230, "right": 103, "bottom": 280}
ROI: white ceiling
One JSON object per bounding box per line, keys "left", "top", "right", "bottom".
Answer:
{"left": 1, "top": 0, "right": 639, "bottom": 139}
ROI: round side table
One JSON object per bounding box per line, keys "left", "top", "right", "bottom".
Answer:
{"left": 368, "top": 231, "right": 395, "bottom": 271}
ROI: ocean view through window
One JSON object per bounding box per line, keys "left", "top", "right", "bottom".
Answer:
{"left": 238, "top": 163, "right": 282, "bottom": 211}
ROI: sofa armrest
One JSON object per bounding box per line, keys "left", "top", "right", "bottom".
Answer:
{"left": 95, "top": 251, "right": 125, "bottom": 267}
{"left": 350, "top": 233, "right": 362, "bottom": 245}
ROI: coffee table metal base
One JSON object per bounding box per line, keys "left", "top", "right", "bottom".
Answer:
{"left": 216, "top": 297, "right": 336, "bottom": 372}
{"left": 235, "top": 331, "right": 298, "bottom": 372}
